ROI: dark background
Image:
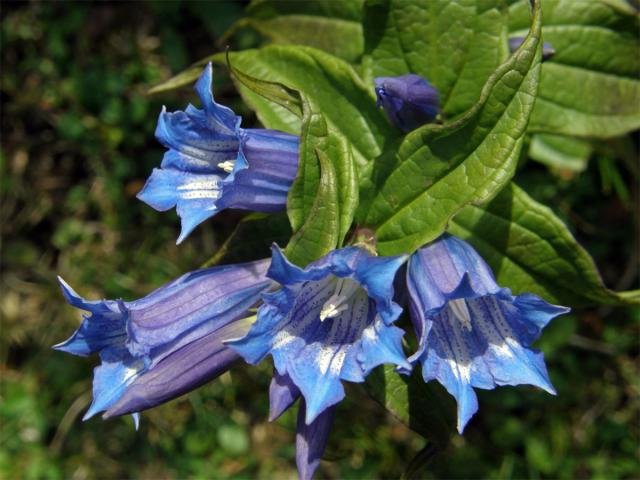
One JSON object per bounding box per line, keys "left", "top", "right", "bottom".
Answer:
{"left": 1, "top": 1, "right": 638, "bottom": 478}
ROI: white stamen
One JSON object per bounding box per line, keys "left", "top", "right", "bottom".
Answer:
{"left": 448, "top": 298, "right": 473, "bottom": 331}
{"left": 319, "top": 277, "right": 361, "bottom": 322}
{"left": 217, "top": 160, "right": 235, "bottom": 173}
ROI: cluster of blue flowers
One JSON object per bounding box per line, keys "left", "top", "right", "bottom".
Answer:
{"left": 56, "top": 63, "right": 568, "bottom": 479}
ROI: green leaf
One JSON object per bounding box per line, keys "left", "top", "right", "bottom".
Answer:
{"left": 285, "top": 148, "right": 339, "bottom": 266}
{"left": 215, "top": 46, "right": 399, "bottom": 169}
{"left": 225, "top": 51, "right": 303, "bottom": 118}
{"left": 200, "top": 213, "right": 291, "bottom": 267}
{"left": 285, "top": 107, "right": 358, "bottom": 267}
{"left": 509, "top": 0, "right": 640, "bottom": 137}
{"left": 365, "top": 365, "right": 456, "bottom": 446}
{"left": 362, "top": 0, "right": 509, "bottom": 118}
{"left": 364, "top": 0, "right": 542, "bottom": 256}
{"left": 224, "top": 0, "right": 365, "bottom": 63}
{"left": 528, "top": 133, "right": 592, "bottom": 173}
{"left": 448, "top": 183, "right": 640, "bottom": 306}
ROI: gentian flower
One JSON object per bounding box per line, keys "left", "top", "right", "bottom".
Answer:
{"left": 405, "top": 234, "right": 570, "bottom": 433}
{"left": 54, "top": 259, "right": 273, "bottom": 422}
{"left": 375, "top": 74, "right": 440, "bottom": 132}
{"left": 138, "top": 63, "right": 300, "bottom": 243}
{"left": 227, "top": 245, "right": 411, "bottom": 479}
{"left": 509, "top": 36, "right": 555, "bottom": 61}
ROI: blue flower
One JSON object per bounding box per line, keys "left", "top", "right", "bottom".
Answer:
{"left": 406, "top": 235, "right": 570, "bottom": 433}
{"left": 227, "top": 245, "right": 410, "bottom": 479}
{"left": 375, "top": 74, "right": 440, "bottom": 132}
{"left": 228, "top": 246, "right": 410, "bottom": 420}
{"left": 138, "top": 63, "right": 300, "bottom": 243}
{"left": 54, "top": 259, "right": 273, "bottom": 421}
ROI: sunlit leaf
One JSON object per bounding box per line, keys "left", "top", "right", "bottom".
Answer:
{"left": 510, "top": 0, "right": 640, "bottom": 137}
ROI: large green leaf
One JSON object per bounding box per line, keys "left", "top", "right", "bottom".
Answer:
{"left": 363, "top": 0, "right": 542, "bottom": 256}
{"left": 285, "top": 106, "right": 358, "bottom": 267}
{"left": 223, "top": 0, "right": 365, "bottom": 63}
{"left": 448, "top": 183, "right": 640, "bottom": 306}
{"left": 365, "top": 365, "right": 456, "bottom": 446}
{"left": 510, "top": 0, "right": 640, "bottom": 137}
{"left": 362, "top": 0, "right": 509, "bottom": 118}
{"left": 216, "top": 46, "right": 399, "bottom": 169}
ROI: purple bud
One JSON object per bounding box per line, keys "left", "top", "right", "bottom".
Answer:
{"left": 375, "top": 74, "right": 440, "bottom": 132}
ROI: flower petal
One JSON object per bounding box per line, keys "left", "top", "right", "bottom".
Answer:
{"left": 83, "top": 347, "right": 145, "bottom": 421}
{"left": 295, "top": 401, "right": 335, "bottom": 480}
{"left": 194, "top": 63, "right": 241, "bottom": 134}
{"left": 125, "top": 259, "right": 271, "bottom": 359}
{"left": 137, "top": 168, "right": 224, "bottom": 243}
{"left": 139, "top": 64, "right": 300, "bottom": 242}
{"left": 268, "top": 370, "right": 301, "bottom": 421}
{"left": 359, "top": 316, "right": 411, "bottom": 375}
{"left": 53, "top": 277, "right": 127, "bottom": 357}
{"left": 286, "top": 291, "right": 371, "bottom": 423}
{"left": 155, "top": 107, "right": 240, "bottom": 173}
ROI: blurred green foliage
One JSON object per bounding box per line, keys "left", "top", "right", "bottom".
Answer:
{"left": 1, "top": 2, "right": 638, "bottom": 479}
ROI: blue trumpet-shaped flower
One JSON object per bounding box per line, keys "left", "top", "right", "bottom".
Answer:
{"left": 228, "top": 245, "right": 411, "bottom": 424}
{"left": 227, "top": 245, "right": 410, "bottom": 479}
{"left": 375, "top": 74, "right": 440, "bottom": 132}
{"left": 406, "top": 235, "right": 569, "bottom": 433}
{"left": 138, "top": 63, "right": 300, "bottom": 243}
{"left": 54, "top": 259, "right": 272, "bottom": 421}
